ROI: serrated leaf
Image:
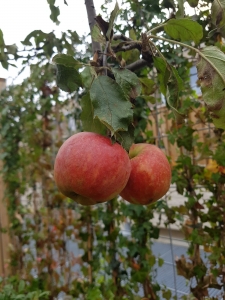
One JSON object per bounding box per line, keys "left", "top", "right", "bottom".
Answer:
{"left": 106, "top": 1, "right": 120, "bottom": 41}
{"left": 115, "top": 124, "right": 134, "bottom": 150}
{"left": 196, "top": 46, "right": 225, "bottom": 129}
{"left": 212, "top": 0, "right": 225, "bottom": 38}
{"left": 80, "top": 66, "right": 97, "bottom": 89}
{"left": 90, "top": 76, "right": 133, "bottom": 134}
{"left": 80, "top": 93, "right": 107, "bottom": 135}
{"left": 112, "top": 68, "right": 142, "bottom": 100}
{"left": 164, "top": 18, "right": 203, "bottom": 43}
{"left": 55, "top": 64, "right": 82, "bottom": 92}
{"left": 52, "top": 54, "right": 81, "bottom": 68}
{"left": 91, "top": 24, "right": 106, "bottom": 44}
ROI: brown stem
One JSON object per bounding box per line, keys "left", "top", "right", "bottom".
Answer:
{"left": 112, "top": 41, "right": 142, "bottom": 53}
{"left": 113, "top": 34, "right": 132, "bottom": 41}
{"left": 84, "top": 0, "right": 102, "bottom": 54}
{"left": 126, "top": 59, "right": 149, "bottom": 71}
{"left": 107, "top": 200, "right": 123, "bottom": 297}
{"left": 87, "top": 208, "right": 93, "bottom": 284}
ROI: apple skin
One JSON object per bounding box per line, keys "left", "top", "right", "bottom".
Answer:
{"left": 119, "top": 143, "right": 171, "bottom": 205}
{"left": 54, "top": 132, "right": 131, "bottom": 206}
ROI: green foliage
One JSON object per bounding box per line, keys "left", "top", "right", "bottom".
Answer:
{"left": 164, "top": 18, "right": 203, "bottom": 44}
{"left": 197, "top": 46, "right": 225, "bottom": 129}
{"left": 0, "top": 277, "right": 50, "bottom": 300}
{"left": 90, "top": 75, "right": 133, "bottom": 134}
{"left": 1, "top": 0, "right": 225, "bottom": 299}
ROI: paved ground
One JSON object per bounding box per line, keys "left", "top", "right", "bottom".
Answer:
{"left": 151, "top": 238, "right": 223, "bottom": 299}
{"left": 64, "top": 233, "right": 225, "bottom": 299}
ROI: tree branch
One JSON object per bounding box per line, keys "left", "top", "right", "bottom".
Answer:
{"left": 113, "top": 34, "right": 132, "bottom": 42}
{"left": 84, "top": 0, "right": 102, "bottom": 54}
{"left": 112, "top": 41, "right": 142, "bottom": 53}
{"left": 126, "top": 59, "right": 150, "bottom": 71}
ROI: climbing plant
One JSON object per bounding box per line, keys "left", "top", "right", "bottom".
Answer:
{"left": 1, "top": 0, "right": 225, "bottom": 299}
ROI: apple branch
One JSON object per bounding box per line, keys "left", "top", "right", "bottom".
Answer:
{"left": 84, "top": 0, "right": 102, "bottom": 54}
{"left": 126, "top": 59, "right": 149, "bottom": 71}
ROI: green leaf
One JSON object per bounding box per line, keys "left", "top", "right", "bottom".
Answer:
{"left": 139, "top": 77, "right": 156, "bottom": 95}
{"left": 153, "top": 57, "right": 170, "bottom": 95}
{"left": 47, "top": 0, "right": 60, "bottom": 25}
{"left": 196, "top": 46, "right": 225, "bottom": 129}
{"left": 162, "top": 0, "right": 175, "bottom": 10}
{"left": 129, "top": 28, "right": 137, "bottom": 40}
{"left": 106, "top": 1, "right": 120, "bottom": 41}
{"left": 115, "top": 124, "right": 134, "bottom": 150}
{"left": 166, "top": 66, "right": 185, "bottom": 123}
{"left": 187, "top": 0, "right": 198, "bottom": 7}
{"left": 80, "top": 93, "right": 107, "bottom": 135}
{"left": 90, "top": 76, "right": 133, "bottom": 134}
{"left": 18, "top": 280, "right": 25, "bottom": 293}
{"left": 21, "top": 30, "right": 47, "bottom": 46}
{"left": 112, "top": 68, "right": 142, "bottom": 100}
{"left": 177, "top": 127, "right": 195, "bottom": 151}
{"left": 154, "top": 55, "right": 184, "bottom": 122}
{"left": 53, "top": 54, "right": 82, "bottom": 92}
{"left": 164, "top": 18, "right": 203, "bottom": 43}
{"left": 0, "top": 29, "right": 4, "bottom": 46}
{"left": 132, "top": 270, "right": 148, "bottom": 283}
{"left": 0, "top": 58, "right": 8, "bottom": 70}
{"left": 91, "top": 24, "right": 106, "bottom": 45}
{"left": 86, "top": 287, "right": 103, "bottom": 300}
{"left": 212, "top": 0, "right": 225, "bottom": 27}
{"left": 158, "top": 257, "right": 164, "bottom": 267}
{"left": 212, "top": 0, "right": 225, "bottom": 38}
{"left": 162, "top": 289, "right": 172, "bottom": 299}
{"left": 80, "top": 66, "right": 97, "bottom": 89}
{"left": 52, "top": 54, "right": 81, "bottom": 68}
{"left": 55, "top": 65, "right": 81, "bottom": 92}
{"left": 141, "top": 95, "right": 156, "bottom": 104}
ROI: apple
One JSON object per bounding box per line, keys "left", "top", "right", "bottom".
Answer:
{"left": 119, "top": 143, "right": 171, "bottom": 205}
{"left": 54, "top": 132, "right": 131, "bottom": 205}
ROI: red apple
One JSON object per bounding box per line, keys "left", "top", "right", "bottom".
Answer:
{"left": 119, "top": 143, "right": 171, "bottom": 205}
{"left": 54, "top": 132, "right": 131, "bottom": 205}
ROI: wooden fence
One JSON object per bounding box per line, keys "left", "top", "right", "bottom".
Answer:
{"left": 149, "top": 104, "right": 215, "bottom": 166}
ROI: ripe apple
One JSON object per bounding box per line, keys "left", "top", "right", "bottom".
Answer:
{"left": 119, "top": 143, "right": 171, "bottom": 205}
{"left": 54, "top": 132, "right": 131, "bottom": 205}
